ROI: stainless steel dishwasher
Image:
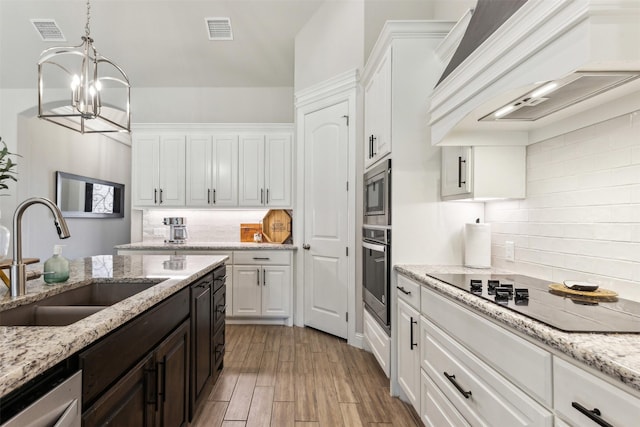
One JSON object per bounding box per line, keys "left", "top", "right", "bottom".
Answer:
{"left": 1, "top": 370, "right": 81, "bottom": 427}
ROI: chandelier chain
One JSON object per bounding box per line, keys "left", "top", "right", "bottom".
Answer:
{"left": 85, "top": 0, "right": 91, "bottom": 38}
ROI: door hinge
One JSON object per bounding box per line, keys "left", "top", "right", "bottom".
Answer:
{"left": 346, "top": 247, "right": 349, "bottom": 256}
{"left": 346, "top": 312, "right": 349, "bottom": 322}
{"left": 342, "top": 115, "right": 349, "bottom": 126}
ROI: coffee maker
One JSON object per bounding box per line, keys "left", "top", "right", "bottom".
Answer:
{"left": 163, "top": 217, "right": 188, "bottom": 244}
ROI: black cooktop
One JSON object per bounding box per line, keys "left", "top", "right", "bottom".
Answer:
{"left": 426, "top": 273, "right": 640, "bottom": 333}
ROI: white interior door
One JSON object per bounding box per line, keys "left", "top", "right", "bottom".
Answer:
{"left": 303, "top": 101, "right": 349, "bottom": 339}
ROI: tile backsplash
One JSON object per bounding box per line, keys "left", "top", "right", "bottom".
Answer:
{"left": 487, "top": 110, "right": 640, "bottom": 296}
{"left": 141, "top": 209, "right": 273, "bottom": 242}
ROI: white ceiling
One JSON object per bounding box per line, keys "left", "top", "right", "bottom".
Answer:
{"left": 0, "top": 0, "right": 325, "bottom": 89}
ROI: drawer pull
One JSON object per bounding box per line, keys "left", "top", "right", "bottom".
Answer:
{"left": 444, "top": 372, "right": 472, "bottom": 399}
{"left": 571, "top": 402, "right": 614, "bottom": 427}
{"left": 253, "top": 257, "right": 270, "bottom": 260}
{"left": 410, "top": 317, "right": 418, "bottom": 350}
{"left": 397, "top": 286, "right": 411, "bottom": 295}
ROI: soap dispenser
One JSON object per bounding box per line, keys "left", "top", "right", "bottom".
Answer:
{"left": 44, "top": 245, "right": 69, "bottom": 284}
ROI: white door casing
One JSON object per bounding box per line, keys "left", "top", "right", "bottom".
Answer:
{"left": 303, "top": 101, "right": 349, "bottom": 339}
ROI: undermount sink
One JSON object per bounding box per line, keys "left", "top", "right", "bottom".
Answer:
{"left": 0, "top": 280, "right": 163, "bottom": 326}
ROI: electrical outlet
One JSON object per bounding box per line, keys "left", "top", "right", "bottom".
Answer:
{"left": 505, "top": 241, "right": 515, "bottom": 262}
{"left": 153, "top": 227, "right": 165, "bottom": 236}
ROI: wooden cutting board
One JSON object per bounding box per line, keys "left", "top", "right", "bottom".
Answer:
{"left": 262, "top": 210, "right": 291, "bottom": 244}
{"left": 548, "top": 283, "right": 618, "bottom": 299}
{"left": 240, "top": 223, "right": 262, "bottom": 242}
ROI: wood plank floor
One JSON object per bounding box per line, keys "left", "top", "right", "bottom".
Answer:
{"left": 191, "top": 325, "right": 421, "bottom": 427}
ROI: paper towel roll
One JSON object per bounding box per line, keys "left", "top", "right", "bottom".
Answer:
{"left": 464, "top": 223, "right": 491, "bottom": 268}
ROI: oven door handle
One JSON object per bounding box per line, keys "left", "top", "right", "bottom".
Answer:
{"left": 363, "top": 242, "right": 386, "bottom": 252}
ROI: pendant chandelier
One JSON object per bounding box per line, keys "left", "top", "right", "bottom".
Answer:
{"left": 37, "top": 0, "right": 130, "bottom": 134}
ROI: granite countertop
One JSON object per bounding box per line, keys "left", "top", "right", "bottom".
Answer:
{"left": 0, "top": 253, "right": 227, "bottom": 398}
{"left": 395, "top": 265, "right": 640, "bottom": 395}
{"left": 115, "top": 241, "right": 297, "bottom": 251}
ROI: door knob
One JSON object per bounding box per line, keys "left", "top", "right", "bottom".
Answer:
{"left": 303, "top": 244, "right": 310, "bottom": 250}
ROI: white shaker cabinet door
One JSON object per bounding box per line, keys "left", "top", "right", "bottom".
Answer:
{"left": 441, "top": 146, "right": 471, "bottom": 198}
{"left": 238, "top": 135, "right": 265, "bottom": 206}
{"left": 211, "top": 135, "right": 239, "bottom": 206}
{"left": 264, "top": 134, "right": 292, "bottom": 207}
{"left": 232, "top": 265, "right": 261, "bottom": 316}
{"left": 397, "top": 298, "right": 421, "bottom": 413}
{"left": 157, "top": 135, "right": 186, "bottom": 206}
{"left": 261, "top": 265, "right": 290, "bottom": 317}
{"left": 132, "top": 135, "right": 161, "bottom": 206}
{"left": 185, "top": 134, "right": 212, "bottom": 207}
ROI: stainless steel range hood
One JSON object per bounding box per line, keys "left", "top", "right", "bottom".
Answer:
{"left": 479, "top": 71, "right": 640, "bottom": 122}
{"left": 429, "top": 0, "right": 640, "bottom": 146}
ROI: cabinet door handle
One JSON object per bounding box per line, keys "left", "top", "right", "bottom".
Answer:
{"left": 261, "top": 188, "right": 264, "bottom": 204}
{"left": 154, "top": 189, "right": 158, "bottom": 204}
{"left": 256, "top": 268, "right": 260, "bottom": 286}
{"left": 158, "top": 360, "right": 166, "bottom": 403}
{"left": 571, "top": 402, "right": 614, "bottom": 427}
{"left": 266, "top": 188, "right": 269, "bottom": 204}
{"left": 213, "top": 189, "right": 216, "bottom": 204}
{"left": 397, "top": 286, "right": 411, "bottom": 295}
{"left": 444, "top": 372, "right": 472, "bottom": 399}
{"left": 302, "top": 244, "right": 310, "bottom": 250}
{"left": 458, "top": 156, "right": 466, "bottom": 188}
{"left": 208, "top": 189, "right": 211, "bottom": 204}
{"left": 410, "top": 316, "right": 418, "bottom": 350}
{"left": 217, "top": 304, "right": 227, "bottom": 313}
{"left": 145, "top": 367, "right": 157, "bottom": 409}
{"left": 263, "top": 269, "right": 266, "bottom": 286}
{"left": 371, "top": 136, "right": 377, "bottom": 156}
{"left": 159, "top": 188, "right": 163, "bottom": 204}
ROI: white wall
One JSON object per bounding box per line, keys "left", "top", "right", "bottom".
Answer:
{"left": 131, "top": 87, "right": 294, "bottom": 123}
{"left": 294, "top": 1, "right": 365, "bottom": 92}
{"left": 17, "top": 113, "right": 132, "bottom": 261}
{"left": 487, "top": 110, "right": 640, "bottom": 298}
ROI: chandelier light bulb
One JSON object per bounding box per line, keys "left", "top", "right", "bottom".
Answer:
{"left": 70, "top": 75, "right": 80, "bottom": 90}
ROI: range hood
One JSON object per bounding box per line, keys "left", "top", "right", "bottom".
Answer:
{"left": 429, "top": 0, "right": 640, "bottom": 146}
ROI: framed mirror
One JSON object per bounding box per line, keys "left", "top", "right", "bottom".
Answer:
{"left": 56, "top": 171, "right": 125, "bottom": 218}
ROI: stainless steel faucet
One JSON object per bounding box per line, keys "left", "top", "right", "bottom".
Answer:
{"left": 10, "top": 197, "right": 71, "bottom": 297}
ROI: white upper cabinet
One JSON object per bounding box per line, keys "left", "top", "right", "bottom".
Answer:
{"left": 239, "top": 133, "right": 292, "bottom": 208}
{"left": 133, "top": 134, "right": 185, "bottom": 207}
{"left": 364, "top": 49, "right": 392, "bottom": 168}
{"left": 186, "top": 134, "right": 238, "bottom": 207}
{"left": 441, "top": 145, "right": 526, "bottom": 201}
{"left": 131, "top": 124, "right": 293, "bottom": 209}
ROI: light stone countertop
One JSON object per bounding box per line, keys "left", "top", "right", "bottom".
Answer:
{"left": 395, "top": 265, "right": 640, "bottom": 395}
{"left": 114, "top": 241, "right": 297, "bottom": 251}
{"left": 0, "top": 253, "right": 227, "bottom": 398}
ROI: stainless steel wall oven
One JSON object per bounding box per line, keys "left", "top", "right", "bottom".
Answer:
{"left": 364, "top": 159, "right": 391, "bottom": 226}
{"left": 362, "top": 226, "right": 391, "bottom": 335}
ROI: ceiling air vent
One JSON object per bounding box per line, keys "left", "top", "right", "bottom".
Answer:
{"left": 205, "top": 17, "right": 233, "bottom": 41}
{"left": 31, "top": 19, "right": 65, "bottom": 42}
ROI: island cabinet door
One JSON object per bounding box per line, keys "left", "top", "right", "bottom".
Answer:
{"left": 82, "top": 353, "right": 156, "bottom": 427}
{"left": 157, "top": 319, "right": 190, "bottom": 427}
{"left": 190, "top": 278, "right": 213, "bottom": 408}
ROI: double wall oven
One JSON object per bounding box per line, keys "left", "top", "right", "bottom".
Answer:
{"left": 363, "top": 159, "right": 391, "bottom": 335}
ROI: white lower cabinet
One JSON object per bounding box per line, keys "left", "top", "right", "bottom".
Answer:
{"left": 553, "top": 357, "right": 640, "bottom": 427}
{"left": 397, "top": 272, "right": 640, "bottom": 427}
{"left": 421, "top": 316, "right": 552, "bottom": 426}
{"left": 421, "top": 368, "right": 470, "bottom": 427}
{"left": 231, "top": 251, "right": 291, "bottom": 319}
{"left": 363, "top": 309, "right": 391, "bottom": 378}
{"left": 397, "top": 299, "right": 421, "bottom": 412}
